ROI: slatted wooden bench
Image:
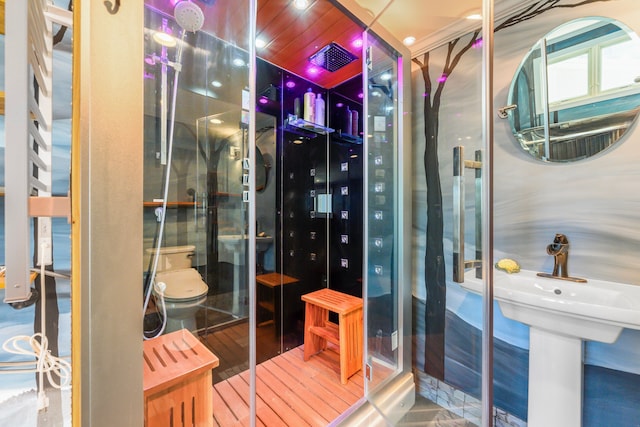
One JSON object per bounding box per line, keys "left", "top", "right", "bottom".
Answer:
{"left": 302, "top": 288, "right": 363, "bottom": 384}
{"left": 143, "top": 329, "right": 219, "bottom": 427}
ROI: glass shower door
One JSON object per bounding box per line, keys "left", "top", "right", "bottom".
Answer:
{"left": 363, "top": 33, "right": 399, "bottom": 389}
{"left": 143, "top": 1, "right": 256, "bottom": 424}
{"left": 362, "top": 29, "right": 406, "bottom": 408}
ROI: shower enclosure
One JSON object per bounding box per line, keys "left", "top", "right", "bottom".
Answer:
{"left": 142, "top": 0, "right": 412, "bottom": 424}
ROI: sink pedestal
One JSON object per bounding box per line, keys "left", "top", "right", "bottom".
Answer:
{"left": 528, "top": 328, "right": 583, "bottom": 427}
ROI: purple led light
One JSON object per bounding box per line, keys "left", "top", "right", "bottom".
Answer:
{"left": 352, "top": 38, "right": 363, "bottom": 48}
{"left": 307, "top": 66, "right": 320, "bottom": 75}
{"left": 438, "top": 74, "right": 448, "bottom": 83}
{"left": 357, "top": 92, "right": 364, "bottom": 99}
{"left": 336, "top": 102, "right": 344, "bottom": 108}
{"left": 259, "top": 97, "right": 269, "bottom": 104}
{"left": 286, "top": 80, "right": 296, "bottom": 89}
{"left": 473, "top": 38, "right": 483, "bottom": 48}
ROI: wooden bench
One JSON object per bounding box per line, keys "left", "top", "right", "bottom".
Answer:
{"left": 143, "top": 329, "right": 219, "bottom": 427}
{"left": 302, "top": 288, "right": 363, "bottom": 384}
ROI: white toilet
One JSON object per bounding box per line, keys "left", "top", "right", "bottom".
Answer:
{"left": 147, "top": 245, "right": 209, "bottom": 333}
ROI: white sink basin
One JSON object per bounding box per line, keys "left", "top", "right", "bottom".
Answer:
{"left": 460, "top": 268, "right": 640, "bottom": 427}
{"left": 218, "top": 234, "right": 273, "bottom": 253}
{"left": 459, "top": 269, "right": 640, "bottom": 343}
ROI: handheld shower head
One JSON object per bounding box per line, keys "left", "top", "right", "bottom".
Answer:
{"left": 174, "top": 1, "right": 205, "bottom": 33}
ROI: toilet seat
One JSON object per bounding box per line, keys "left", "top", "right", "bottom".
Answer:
{"left": 155, "top": 268, "right": 209, "bottom": 301}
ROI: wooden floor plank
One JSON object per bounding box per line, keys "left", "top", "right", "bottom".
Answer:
{"left": 225, "top": 375, "right": 267, "bottom": 427}
{"left": 211, "top": 344, "right": 365, "bottom": 427}
{"left": 278, "top": 348, "right": 361, "bottom": 405}
{"left": 214, "top": 379, "right": 256, "bottom": 426}
{"left": 238, "top": 370, "right": 298, "bottom": 427}
{"left": 258, "top": 360, "right": 333, "bottom": 427}
{"left": 272, "top": 351, "right": 353, "bottom": 413}
{"left": 286, "top": 346, "right": 364, "bottom": 396}
{"left": 262, "top": 358, "right": 341, "bottom": 422}
{"left": 250, "top": 366, "right": 310, "bottom": 427}
{"left": 212, "top": 383, "right": 240, "bottom": 426}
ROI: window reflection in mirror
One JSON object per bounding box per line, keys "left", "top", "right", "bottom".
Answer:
{"left": 507, "top": 17, "right": 640, "bottom": 162}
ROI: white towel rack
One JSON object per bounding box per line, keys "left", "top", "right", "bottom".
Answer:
{"left": 4, "top": 1, "right": 71, "bottom": 304}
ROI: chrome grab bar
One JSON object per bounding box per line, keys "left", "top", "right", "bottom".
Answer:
{"left": 453, "top": 146, "right": 482, "bottom": 283}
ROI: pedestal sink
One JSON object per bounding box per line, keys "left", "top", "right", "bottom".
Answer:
{"left": 459, "top": 269, "right": 640, "bottom": 427}
{"left": 218, "top": 235, "right": 273, "bottom": 313}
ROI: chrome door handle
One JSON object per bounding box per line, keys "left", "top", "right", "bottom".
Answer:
{"left": 453, "top": 146, "right": 482, "bottom": 283}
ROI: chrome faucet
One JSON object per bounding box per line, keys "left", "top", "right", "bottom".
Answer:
{"left": 537, "top": 233, "right": 586, "bottom": 283}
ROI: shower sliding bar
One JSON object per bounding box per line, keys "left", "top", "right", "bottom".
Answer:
{"left": 452, "top": 146, "right": 482, "bottom": 283}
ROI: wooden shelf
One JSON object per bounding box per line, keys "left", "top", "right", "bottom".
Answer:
{"left": 143, "top": 201, "right": 201, "bottom": 208}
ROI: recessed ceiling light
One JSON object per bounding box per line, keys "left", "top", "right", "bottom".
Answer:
{"left": 255, "top": 38, "right": 267, "bottom": 49}
{"left": 210, "top": 118, "right": 224, "bottom": 125}
{"left": 403, "top": 36, "right": 416, "bottom": 46}
{"left": 466, "top": 13, "right": 482, "bottom": 20}
{"left": 380, "top": 72, "right": 392, "bottom": 81}
{"left": 292, "top": 0, "right": 310, "bottom": 10}
{"left": 233, "top": 58, "right": 246, "bottom": 67}
{"left": 153, "top": 31, "right": 176, "bottom": 47}
{"left": 293, "top": 139, "right": 304, "bottom": 145}
{"left": 211, "top": 80, "right": 222, "bottom": 88}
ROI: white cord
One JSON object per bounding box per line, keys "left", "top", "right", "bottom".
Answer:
{"left": 1, "top": 333, "right": 72, "bottom": 385}
{"left": 0, "top": 243, "right": 71, "bottom": 411}
{"left": 153, "top": 282, "right": 167, "bottom": 337}
{"left": 142, "top": 30, "right": 187, "bottom": 340}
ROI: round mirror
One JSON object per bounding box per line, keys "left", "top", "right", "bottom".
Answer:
{"left": 507, "top": 17, "right": 640, "bottom": 162}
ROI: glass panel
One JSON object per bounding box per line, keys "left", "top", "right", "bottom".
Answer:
{"left": 410, "top": 5, "right": 490, "bottom": 425}
{"left": 143, "top": 0, "right": 253, "bottom": 423}
{"left": 364, "top": 31, "right": 400, "bottom": 392}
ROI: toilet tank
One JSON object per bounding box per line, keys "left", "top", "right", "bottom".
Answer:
{"left": 145, "top": 245, "right": 195, "bottom": 272}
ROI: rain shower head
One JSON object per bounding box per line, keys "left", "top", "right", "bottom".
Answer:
{"left": 308, "top": 42, "right": 358, "bottom": 72}
{"left": 174, "top": 1, "right": 205, "bottom": 32}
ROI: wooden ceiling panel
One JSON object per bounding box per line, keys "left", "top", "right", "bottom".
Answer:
{"left": 258, "top": 0, "right": 363, "bottom": 88}
{"left": 268, "top": 12, "right": 353, "bottom": 63}
{"left": 147, "top": 0, "right": 363, "bottom": 88}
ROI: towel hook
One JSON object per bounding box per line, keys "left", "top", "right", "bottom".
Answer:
{"left": 497, "top": 104, "right": 517, "bottom": 119}
{"left": 104, "top": 0, "right": 121, "bottom": 14}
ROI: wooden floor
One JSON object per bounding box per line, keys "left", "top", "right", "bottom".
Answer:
{"left": 211, "top": 346, "right": 364, "bottom": 426}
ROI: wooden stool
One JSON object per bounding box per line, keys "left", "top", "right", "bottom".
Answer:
{"left": 302, "top": 288, "right": 363, "bottom": 384}
{"left": 143, "top": 329, "right": 219, "bottom": 427}
{"left": 256, "top": 272, "right": 299, "bottom": 333}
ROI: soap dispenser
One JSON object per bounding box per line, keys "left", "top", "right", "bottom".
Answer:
{"left": 303, "top": 88, "right": 315, "bottom": 122}
{"left": 314, "top": 93, "right": 325, "bottom": 126}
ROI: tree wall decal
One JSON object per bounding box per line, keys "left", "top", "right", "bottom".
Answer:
{"left": 412, "top": 0, "right": 611, "bottom": 380}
